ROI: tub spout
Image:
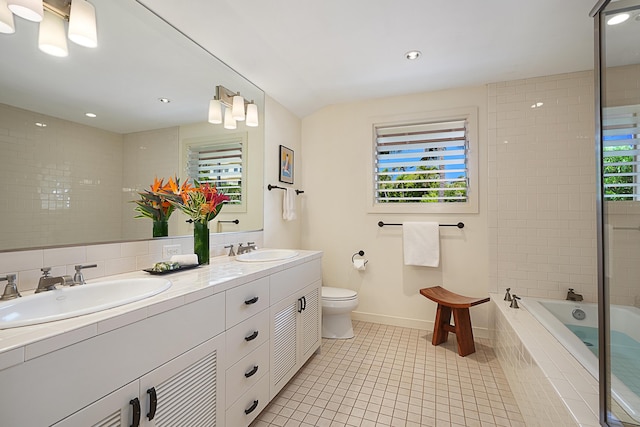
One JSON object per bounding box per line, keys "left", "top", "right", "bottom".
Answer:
{"left": 566, "top": 288, "right": 583, "bottom": 302}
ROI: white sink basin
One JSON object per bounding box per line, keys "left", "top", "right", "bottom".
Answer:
{"left": 0, "top": 278, "right": 171, "bottom": 329}
{"left": 236, "top": 249, "right": 299, "bottom": 263}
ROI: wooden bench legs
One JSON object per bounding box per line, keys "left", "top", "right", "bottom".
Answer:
{"left": 432, "top": 303, "right": 476, "bottom": 357}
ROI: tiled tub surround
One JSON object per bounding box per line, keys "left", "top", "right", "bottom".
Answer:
{"left": 0, "top": 249, "right": 321, "bottom": 426}
{"left": 0, "top": 229, "right": 263, "bottom": 295}
{"left": 491, "top": 295, "right": 599, "bottom": 426}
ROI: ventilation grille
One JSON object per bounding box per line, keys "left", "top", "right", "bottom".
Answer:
{"left": 92, "top": 411, "right": 121, "bottom": 427}
{"left": 302, "top": 289, "right": 319, "bottom": 355}
{"left": 273, "top": 304, "right": 297, "bottom": 386}
{"left": 154, "top": 350, "right": 218, "bottom": 427}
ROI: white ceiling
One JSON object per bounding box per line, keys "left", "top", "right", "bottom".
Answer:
{"left": 140, "top": 0, "right": 597, "bottom": 118}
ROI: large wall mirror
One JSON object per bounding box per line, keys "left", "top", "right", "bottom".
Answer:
{"left": 0, "top": 0, "right": 265, "bottom": 252}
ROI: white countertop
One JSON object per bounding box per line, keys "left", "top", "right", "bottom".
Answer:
{"left": 0, "top": 250, "right": 322, "bottom": 371}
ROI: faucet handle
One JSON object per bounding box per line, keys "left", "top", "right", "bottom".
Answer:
{"left": 224, "top": 244, "right": 235, "bottom": 256}
{"left": 41, "top": 267, "right": 51, "bottom": 277}
{"left": 73, "top": 264, "right": 97, "bottom": 286}
{"left": 504, "top": 288, "right": 512, "bottom": 302}
{"left": 510, "top": 294, "right": 521, "bottom": 309}
{"left": 0, "top": 274, "right": 21, "bottom": 300}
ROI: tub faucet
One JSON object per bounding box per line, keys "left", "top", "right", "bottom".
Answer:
{"left": 566, "top": 288, "right": 583, "bottom": 302}
{"left": 35, "top": 267, "right": 73, "bottom": 293}
{"left": 0, "top": 274, "right": 21, "bottom": 301}
{"left": 510, "top": 295, "right": 521, "bottom": 309}
{"left": 504, "top": 288, "right": 512, "bottom": 302}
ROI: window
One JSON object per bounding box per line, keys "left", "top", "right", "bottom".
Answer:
{"left": 371, "top": 108, "right": 477, "bottom": 213}
{"left": 185, "top": 135, "right": 246, "bottom": 210}
{"left": 603, "top": 105, "right": 640, "bottom": 201}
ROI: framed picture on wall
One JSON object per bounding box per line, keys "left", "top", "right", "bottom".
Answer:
{"left": 279, "top": 145, "right": 294, "bottom": 184}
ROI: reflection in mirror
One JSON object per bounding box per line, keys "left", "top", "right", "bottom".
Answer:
{"left": 0, "top": 0, "right": 264, "bottom": 252}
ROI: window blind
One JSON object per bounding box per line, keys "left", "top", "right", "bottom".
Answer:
{"left": 186, "top": 141, "right": 243, "bottom": 205}
{"left": 374, "top": 119, "right": 469, "bottom": 203}
{"left": 603, "top": 105, "right": 640, "bottom": 201}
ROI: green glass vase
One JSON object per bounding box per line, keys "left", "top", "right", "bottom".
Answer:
{"left": 152, "top": 219, "right": 168, "bottom": 238}
{"left": 193, "top": 221, "right": 210, "bottom": 265}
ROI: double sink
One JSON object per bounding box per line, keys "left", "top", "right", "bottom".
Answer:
{"left": 0, "top": 249, "right": 298, "bottom": 329}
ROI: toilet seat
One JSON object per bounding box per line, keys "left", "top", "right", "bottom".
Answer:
{"left": 322, "top": 286, "right": 357, "bottom": 301}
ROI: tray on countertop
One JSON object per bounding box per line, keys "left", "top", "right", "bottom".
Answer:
{"left": 143, "top": 264, "right": 199, "bottom": 275}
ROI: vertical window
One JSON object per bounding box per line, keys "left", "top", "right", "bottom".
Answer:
{"left": 603, "top": 105, "right": 640, "bottom": 201}
{"left": 374, "top": 119, "right": 469, "bottom": 204}
{"left": 186, "top": 138, "right": 244, "bottom": 206}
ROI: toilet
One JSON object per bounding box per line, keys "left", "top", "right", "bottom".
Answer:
{"left": 321, "top": 287, "right": 358, "bottom": 339}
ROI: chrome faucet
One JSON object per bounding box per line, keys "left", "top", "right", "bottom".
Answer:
{"left": 237, "top": 242, "right": 257, "bottom": 255}
{"left": 0, "top": 274, "right": 21, "bottom": 301}
{"left": 504, "top": 288, "right": 512, "bottom": 302}
{"left": 35, "top": 267, "right": 73, "bottom": 293}
{"left": 510, "top": 294, "right": 521, "bottom": 309}
{"left": 72, "top": 264, "right": 97, "bottom": 286}
{"left": 566, "top": 288, "right": 583, "bottom": 302}
{"left": 225, "top": 244, "right": 236, "bottom": 256}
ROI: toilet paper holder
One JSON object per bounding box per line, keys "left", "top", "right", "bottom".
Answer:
{"left": 351, "top": 250, "right": 368, "bottom": 266}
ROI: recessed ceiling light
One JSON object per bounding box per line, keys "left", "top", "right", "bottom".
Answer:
{"left": 158, "top": 98, "right": 171, "bottom": 103}
{"left": 405, "top": 50, "right": 421, "bottom": 60}
{"left": 85, "top": 112, "right": 97, "bottom": 118}
{"left": 35, "top": 122, "right": 47, "bottom": 127}
{"left": 607, "top": 13, "right": 630, "bottom": 25}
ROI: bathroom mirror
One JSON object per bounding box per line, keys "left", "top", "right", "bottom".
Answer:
{"left": 0, "top": 0, "right": 264, "bottom": 251}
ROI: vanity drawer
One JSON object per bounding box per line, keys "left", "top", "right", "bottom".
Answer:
{"left": 226, "top": 341, "right": 269, "bottom": 407}
{"left": 226, "top": 308, "right": 269, "bottom": 364}
{"left": 226, "top": 277, "right": 270, "bottom": 328}
{"left": 226, "top": 373, "right": 270, "bottom": 427}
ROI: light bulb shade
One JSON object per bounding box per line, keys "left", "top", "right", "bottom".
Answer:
{"left": 68, "top": 0, "right": 97, "bottom": 48}
{"left": 232, "top": 95, "right": 245, "bottom": 121}
{"left": 246, "top": 103, "right": 259, "bottom": 127}
{"left": 223, "top": 109, "right": 237, "bottom": 130}
{"left": 7, "top": 0, "right": 42, "bottom": 22}
{"left": 38, "top": 10, "right": 68, "bottom": 57}
{"left": 208, "top": 99, "right": 223, "bottom": 124}
{"left": 0, "top": 0, "right": 16, "bottom": 34}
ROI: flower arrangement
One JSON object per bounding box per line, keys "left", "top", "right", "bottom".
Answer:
{"left": 164, "top": 181, "right": 230, "bottom": 224}
{"left": 133, "top": 176, "right": 192, "bottom": 222}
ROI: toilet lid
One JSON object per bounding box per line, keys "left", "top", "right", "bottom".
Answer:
{"left": 322, "top": 287, "right": 357, "bottom": 301}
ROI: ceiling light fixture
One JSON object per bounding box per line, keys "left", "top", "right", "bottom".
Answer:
{"left": 158, "top": 97, "right": 171, "bottom": 103}
{"left": 2, "top": 0, "right": 97, "bottom": 56}
{"left": 405, "top": 50, "right": 421, "bottom": 60}
{"left": 607, "top": 13, "right": 630, "bottom": 25}
{"left": 208, "top": 85, "right": 259, "bottom": 128}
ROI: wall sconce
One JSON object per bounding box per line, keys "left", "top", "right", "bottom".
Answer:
{"left": 208, "top": 85, "right": 259, "bottom": 129}
{"left": 0, "top": 0, "right": 97, "bottom": 56}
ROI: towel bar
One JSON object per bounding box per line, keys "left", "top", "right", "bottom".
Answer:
{"left": 378, "top": 221, "right": 464, "bottom": 228}
{"left": 267, "top": 184, "right": 304, "bottom": 195}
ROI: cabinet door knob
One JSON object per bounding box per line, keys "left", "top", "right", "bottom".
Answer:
{"left": 244, "top": 365, "right": 259, "bottom": 378}
{"left": 244, "top": 296, "right": 259, "bottom": 305}
{"left": 244, "top": 330, "right": 259, "bottom": 341}
{"left": 244, "top": 399, "right": 259, "bottom": 415}
{"left": 130, "top": 397, "right": 141, "bottom": 427}
{"left": 146, "top": 387, "right": 157, "bottom": 421}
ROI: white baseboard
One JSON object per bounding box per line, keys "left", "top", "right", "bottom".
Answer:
{"left": 351, "top": 310, "right": 490, "bottom": 339}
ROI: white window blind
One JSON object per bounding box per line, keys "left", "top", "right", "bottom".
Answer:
{"left": 603, "top": 105, "right": 640, "bottom": 201}
{"left": 374, "top": 119, "right": 469, "bottom": 204}
{"left": 186, "top": 140, "right": 243, "bottom": 205}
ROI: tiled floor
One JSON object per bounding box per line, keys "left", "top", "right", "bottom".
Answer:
{"left": 252, "top": 321, "right": 525, "bottom": 427}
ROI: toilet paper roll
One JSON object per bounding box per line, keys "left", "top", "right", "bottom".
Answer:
{"left": 353, "top": 259, "right": 367, "bottom": 270}
{"left": 170, "top": 254, "right": 199, "bottom": 266}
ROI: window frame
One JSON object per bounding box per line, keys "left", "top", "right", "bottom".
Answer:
{"left": 181, "top": 133, "right": 248, "bottom": 214}
{"left": 367, "top": 107, "right": 478, "bottom": 214}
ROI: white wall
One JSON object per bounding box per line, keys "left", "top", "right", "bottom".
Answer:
{"left": 263, "top": 95, "right": 303, "bottom": 249}
{"left": 300, "top": 86, "right": 490, "bottom": 331}
{"left": 488, "top": 72, "right": 597, "bottom": 302}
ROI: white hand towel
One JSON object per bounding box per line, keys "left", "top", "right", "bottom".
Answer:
{"left": 170, "top": 254, "right": 199, "bottom": 266}
{"left": 403, "top": 222, "right": 440, "bottom": 267}
{"left": 283, "top": 188, "right": 297, "bottom": 221}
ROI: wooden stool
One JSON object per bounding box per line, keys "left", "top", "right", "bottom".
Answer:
{"left": 420, "top": 286, "right": 489, "bottom": 357}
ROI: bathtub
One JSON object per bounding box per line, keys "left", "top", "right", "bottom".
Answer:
{"left": 521, "top": 297, "right": 640, "bottom": 423}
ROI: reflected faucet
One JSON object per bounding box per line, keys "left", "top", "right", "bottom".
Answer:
{"left": 566, "top": 288, "right": 583, "bottom": 302}
{"left": 0, "top": 274, "right": 21, "bottom": 301}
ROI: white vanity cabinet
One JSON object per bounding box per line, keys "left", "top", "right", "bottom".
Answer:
{"left": 53, "top": 333, "right": 225, "bottom": 427}
{"left": 270, "top": 260, "right": 322, "bottom": 397}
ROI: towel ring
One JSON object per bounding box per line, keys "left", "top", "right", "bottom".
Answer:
{"left": 351, "top": 250, "right": 365, "bottom": 263}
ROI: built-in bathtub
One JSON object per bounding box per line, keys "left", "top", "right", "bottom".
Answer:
{"left": 521, "top": 297, "right": 640, "bottom": 424}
